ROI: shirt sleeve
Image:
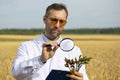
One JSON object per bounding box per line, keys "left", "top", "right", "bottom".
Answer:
{"left": 11, "top": 42, "right": 44, "bottom": 79}
{"left": 79, "top": 65, "right": 89, "bottom": 80}
{"left": 75, "top": 46, "right": 89, "bottom": 80}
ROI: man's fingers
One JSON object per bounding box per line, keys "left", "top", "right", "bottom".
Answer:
{"left": 42, "top": 41, "right": 59, "bottom": 48}
{"left": 66, "top": 70, "right": 83, "bottom": 80}
{"left": 66, "top": 74, "right": 83, "bottom": 80}
{"left": 74, "top": 71, "right": 83, "bottom": 77}
{"left": 42, "top": 41, "right": 59, "bottom": 58}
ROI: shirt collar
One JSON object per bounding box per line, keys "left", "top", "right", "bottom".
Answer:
{"left": 41, "top": 33, "right": 62, "bottom": 44}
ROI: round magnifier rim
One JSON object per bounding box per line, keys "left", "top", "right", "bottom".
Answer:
{"left": 59, "top": 38, "right": 75, "bottom": 52}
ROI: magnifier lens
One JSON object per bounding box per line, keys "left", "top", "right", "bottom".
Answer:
{"left": 60, "top": 38, "right": 74, "bottom": 52}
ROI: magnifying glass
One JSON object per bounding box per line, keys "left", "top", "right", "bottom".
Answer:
{"left": 59, "top": 38, "right": 75, "bottom": 52}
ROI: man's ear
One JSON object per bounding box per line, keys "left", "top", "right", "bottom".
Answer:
{"left": 43, "top": 16, "right": 46, "bottom": 24}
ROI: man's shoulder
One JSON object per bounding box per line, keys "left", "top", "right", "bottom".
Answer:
{"left": 21, "top": 40, "right": 33, "bottom": 44}
{"left": 73, "top": 45, "right": 82, "bottom": 54}
{"left": 19, "top": 40, "right": 34, "bottom": 47}
{"left": 20, "top": 36, "right": 43, "bottom": 47}
{"left": 74, "top": 45, "right": 81, "bottom": 50}
{"left": 20, "top": 35, "right": 42, "bottom": 45}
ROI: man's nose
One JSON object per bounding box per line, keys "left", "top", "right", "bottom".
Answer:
{"left": 54, "top": 21, "right": 60, "bottom": 28}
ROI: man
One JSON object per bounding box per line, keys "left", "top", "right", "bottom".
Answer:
{"left": 12, "top": 3, "right": 89, "bottom": 80}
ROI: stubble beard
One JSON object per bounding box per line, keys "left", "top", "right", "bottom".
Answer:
{"left": 45, "top": 29, "right": 61, "bottom": 40}
{"left": 50, "top": 30, "right": 61, "bottom": 40}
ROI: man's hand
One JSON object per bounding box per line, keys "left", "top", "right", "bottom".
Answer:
{"left": 41, "top": 41, "right": 59, "bottom": 63}
{"left": 66, "top": 69, "right": 83, "bottom": 80}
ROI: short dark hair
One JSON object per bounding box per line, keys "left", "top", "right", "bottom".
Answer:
{"left": 45, "top": 3, "right": 68, "bottom": 18}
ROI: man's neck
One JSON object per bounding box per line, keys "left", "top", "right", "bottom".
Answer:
{"left": 43, "top": 33, "right": 60, "bottom": 41}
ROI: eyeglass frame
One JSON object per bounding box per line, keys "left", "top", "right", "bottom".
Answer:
{"left": 45, "top": 16, "right": 67, "bottom": 27}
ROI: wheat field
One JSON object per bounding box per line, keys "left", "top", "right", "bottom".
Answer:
{"left": 0, "top": 34, "right": 120, "bottom": 80}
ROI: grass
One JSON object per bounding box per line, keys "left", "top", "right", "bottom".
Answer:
{"left": 0, "top": 34, "right": 120, "bottom": 80}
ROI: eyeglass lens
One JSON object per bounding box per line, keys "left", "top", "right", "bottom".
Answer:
{"left": 49, "top": 18, "right": 67, "bottom": 27}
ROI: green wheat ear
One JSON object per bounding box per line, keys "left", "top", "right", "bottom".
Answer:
{"left": 64, "top": 55, "right": 92, "bottom": 71}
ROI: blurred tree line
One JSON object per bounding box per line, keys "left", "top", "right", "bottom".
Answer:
{"left": 0, "top": 27, "right": 120, "bottom": 35}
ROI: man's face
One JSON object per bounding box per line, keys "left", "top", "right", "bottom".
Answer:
{"left": 43, "top": 9, "right": 67, "bottom": 40}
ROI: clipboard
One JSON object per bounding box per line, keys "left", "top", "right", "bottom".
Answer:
{"left": 46, "top": 70, "right": 71, "bottom": 80}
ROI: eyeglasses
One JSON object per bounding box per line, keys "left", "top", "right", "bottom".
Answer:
{"left": 47, "top": 17, "right": 67, "bottom": 27}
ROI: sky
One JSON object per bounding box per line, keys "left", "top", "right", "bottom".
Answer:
{"left": 0, "top": 0, "right": 120, "bottom": 29}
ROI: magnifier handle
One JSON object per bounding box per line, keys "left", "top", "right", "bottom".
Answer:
{"left": 45, "top": 44, "right": 51, "bottom": 47}
{"left": 45, "top": 44, "right": 60, "bottom": 47}
{"left": 58, "top": 44, "right": 60, "bottom": 46}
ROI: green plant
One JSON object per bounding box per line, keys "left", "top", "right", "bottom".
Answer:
{"left": 64, "top": 55, "right": 92, "bottom": 73}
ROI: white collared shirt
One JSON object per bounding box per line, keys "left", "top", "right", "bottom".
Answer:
{"left": 11, "top": 34, "right": 89, "bottom": 80}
